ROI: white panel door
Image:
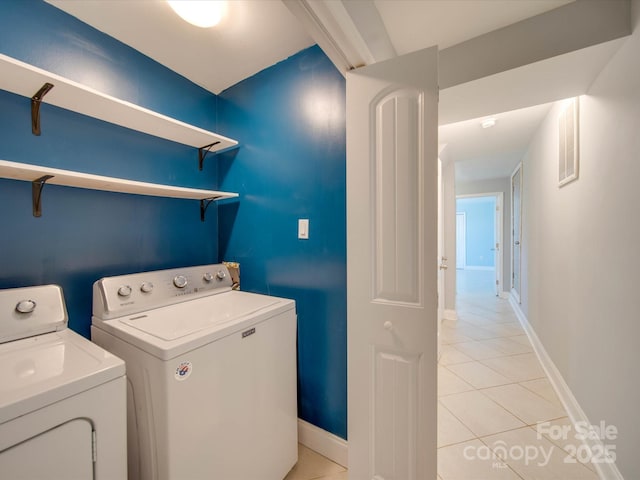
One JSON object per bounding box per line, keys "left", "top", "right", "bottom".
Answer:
{"left": 437, "top": 158, "right": 446, "bottom": 360}
{"left": 493, "top": 194, "right": 503, "bottom": 297}
{"left": 511, "top": 165, "right": 523, "bottom": 301}
{"left": 347, "top": 46, "right": 438, "bottom": 480}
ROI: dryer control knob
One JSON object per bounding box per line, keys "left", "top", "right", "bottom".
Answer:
{"left": 16, "top": 299, "right": 36, "bottom": 314}
{"left": 216, "top": 270, "right": 227, "bottom": 281}
{"left": 140, "top": 282, "right": 154, "bottom": 293}
{"left": 173, "top": 275, "right": 188, "bottom": 289}
{"left": 118, "top": 285, "right": 132, "bottom": 297}
{"left": 203, "top": 272, "right": 214, "bottom": 282}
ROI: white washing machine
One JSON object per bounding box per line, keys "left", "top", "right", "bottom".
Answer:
{"left": 91, "top": 263, "right": 298, "bottom": 480}
{"left": 0, "top": 284, "right": 127, "bottom": 480}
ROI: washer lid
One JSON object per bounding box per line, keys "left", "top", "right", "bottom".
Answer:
{"left": 0, "top": 329, "right": 125, "bottom": 424}
{"left": 120, "top": 290, "right": 282, "bottom": 341}
{"left": 93, "top": 290, "right": 295, "bottom": 360}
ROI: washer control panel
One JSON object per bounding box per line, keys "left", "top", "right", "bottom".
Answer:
{"left": 93, "top": 264, "right": 233, "bottom": 320}
{"left": 117, "top": 285, "right": 132, "bottom": 297}
{"left": 0, "top": 284, "right": 68, "bottom": 343}
{"left": 173, "top": 275, "right": 188, "bottom": 289}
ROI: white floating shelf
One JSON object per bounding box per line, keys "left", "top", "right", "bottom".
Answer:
{"left": 0, "top": 53, "right": 238, "bottom": 152}
{"left": 0, "top": 160, "right": 238, "bottom": 220}
{"left": 0, "top": 160, "right": 238, "bottom": 200}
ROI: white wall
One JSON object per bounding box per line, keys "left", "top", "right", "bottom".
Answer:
{"left": 456, "top": 177, "right": 512, "bottom": 296}
{"left": 520, "top": 1, "right": 640, "bottom": 476}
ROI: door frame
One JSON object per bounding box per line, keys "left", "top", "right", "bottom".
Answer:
{"left": 437, "top": 158, "right": 445, "bottom": 360}
{"left": 456, "top": 192, "right": 504, "bottom": 296}
{"left": 510, "top": 163, "right": 523, "bottom": 303}
{"left": 455, "top": 212, "right": 466, "bottom": 269}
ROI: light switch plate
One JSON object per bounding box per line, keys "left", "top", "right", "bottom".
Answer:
{"left": 298, "top": 219, "right": 309, "bottom": 239}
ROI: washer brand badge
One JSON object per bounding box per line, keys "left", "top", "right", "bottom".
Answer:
{"left": 174, "top": 361, "right": 193, "bottom": 381}
{"left": 242, "top": 327, "right": 256, "bottom": 338}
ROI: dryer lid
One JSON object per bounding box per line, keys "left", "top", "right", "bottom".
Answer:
{"left": 0, "top": 329, "right": 125, "bottom": 424}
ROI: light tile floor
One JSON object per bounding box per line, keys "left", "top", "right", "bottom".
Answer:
{"left": 438, "top": 270, "right": 598, "bottom": 479}
{"left": 285, "top": 270, "right": 599, "bottom": 480}
{"left": 284, "top": 445, "right": 347, "bottom": 480}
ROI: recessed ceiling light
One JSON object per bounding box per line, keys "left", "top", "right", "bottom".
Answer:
{"left": 481, "top": 117, "right": 497, "bottom": 129}
{"left": 167, "top": 1, "right": 227, "bottom": 28}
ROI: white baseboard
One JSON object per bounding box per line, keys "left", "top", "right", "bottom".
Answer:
{"left": 298, "top": 419, "right": 348, "bottom": 468}
{"left": 508, "top": 297, "right": 623, "bottom": 480}
{"left": 444, "top": 309, "right": 457, "bottom": 321}
{"left": 510, "top": 288, "right": 521, "bottom": 304}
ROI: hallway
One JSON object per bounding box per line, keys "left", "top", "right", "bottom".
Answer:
{"left": 437, "top": 270, "right": 599, "bottom": 479}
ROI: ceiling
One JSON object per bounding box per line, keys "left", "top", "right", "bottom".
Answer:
{"left": 440, "top": 103, "right": 553, "bottom": 183}
{"left": 45, "top": 0, "right": 315, "bottom": 94}
{"left": 47, "top": 0, "right": 572, "bottom": 95}
{"left": 46, "top": 0, "right": 625, "bottom": 184}
{"left": 374, "top": 0, "right": 572, "bottom": 53}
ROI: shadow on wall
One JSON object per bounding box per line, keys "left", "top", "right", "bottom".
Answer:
{"left": 0, "top": 1, "right": 222, "bottom": 337}
{"left": 216, "top": 45, "right": 348, "bottom": 440}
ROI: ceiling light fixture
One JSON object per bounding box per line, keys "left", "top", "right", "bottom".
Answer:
{"left": 481, "top": 117, "right": 497, "bottom": 129}
{"left": 167, "top": 1, "right": 227, "bottom": 28}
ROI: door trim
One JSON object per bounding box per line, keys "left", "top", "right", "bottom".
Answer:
{"left": 455, "top": 212, "right": 466, "bottom": 270}
{"left": 456, "top": 192, "right": 504, "bottom": 296}
{"left": 510, "top": 163, "right": 523, "bottom": 303}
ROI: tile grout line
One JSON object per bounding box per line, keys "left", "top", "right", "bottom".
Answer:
{"left": 439, "top": 290, "right": 591, "bottom": 480}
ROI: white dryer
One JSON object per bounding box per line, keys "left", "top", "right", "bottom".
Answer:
{"left": 91, "top": 263, "right": 298, "bottom": 480}
{"left": 0, "top": 284, "right": 126, "bottom": 480}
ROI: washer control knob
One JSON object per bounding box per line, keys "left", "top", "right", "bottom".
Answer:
{"left": 140, "top": 282, "right": 154, "bottom": 293}
{"left": 216, "top": 270, "right": 227, "bottom": 281}
{"left": 16, "top": 300, "right": 36, "bottom": 314}
{"left": 203, "top": 272, "right": 214, "bottom": 282}
{"left": 117, "top": 285, "right": 132, "bottom": 297}
{"left": 173, "top": 275, "right": 188, "bottom": 289}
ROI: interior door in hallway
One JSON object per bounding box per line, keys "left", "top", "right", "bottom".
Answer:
{"left": 437, "top": 158, "right": 447, "bottom": 359}
{"left": 493, "top": 193, "right": 504, "bottom": 297}
{"left": 511, "top": 165, "right": 523, "bottom": 302}
{"left": 347, "top": 47, "right": 438, "bottom": 480}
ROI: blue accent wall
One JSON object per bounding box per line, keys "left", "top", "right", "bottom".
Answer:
{"left": 0, "top": 0, "right": 217, "bottom": 127}
{"left": 0, "top": 1, "right": 222, "bottom": 337}
{"left": 217, "top": 46, "right": 347, "bottom": 439}
{"left": 457, "top": 197, "right": 496, "bottom": 268}
{"left": 0, "top": 1, "right": 347, "bottom": 443}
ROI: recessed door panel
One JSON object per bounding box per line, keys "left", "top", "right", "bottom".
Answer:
{"left": 373, "top": 89, "right": 423, "bottom": 306}
{"left": 372, "top": 349, "right": 419, "bottom": 480}
{"left": 0, "top": 418, "right": 94, "bottom": 479}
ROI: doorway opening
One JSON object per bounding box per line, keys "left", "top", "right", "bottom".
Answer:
{"left": 455, "top": 193, "right": 503, "bottom": 297}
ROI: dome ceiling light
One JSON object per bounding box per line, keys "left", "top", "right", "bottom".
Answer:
{"left": 167, "top": 1, "right": 227, "bottom": 28}
{"left": 481, "top": 117, "right": 497, "bottom": 129}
